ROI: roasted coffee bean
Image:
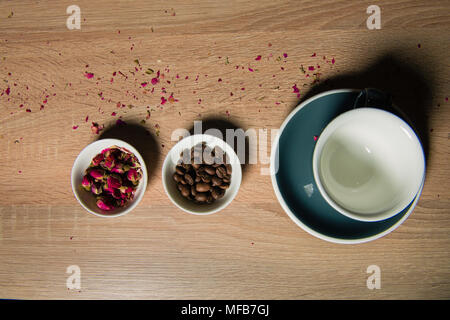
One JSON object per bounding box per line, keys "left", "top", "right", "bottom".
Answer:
{"left": 195, "top": 176, "right": 201, "bottom": 182}
{"left": 192, "top": 163, "right": 201, "bottom": 170}
{"left": 173, "top": 173, "right": 184, "bottom": 183}
{"left": 211, "top": 187, "right": 225, "bottom": 200}
{"left": 191, "top": 185, "right": 197, "bottom": 196}
{"left": 204, "top": 166, "right": 216, "bottom": 176}
{"left": 182, "top": 163, "right": 192, "bottom": 171}
{"left": 216, "top": 166, "right": 227, "bottom": 178}
{"left": 211, "top": 176, "right": 222, "bottom": 187}
{"left": 201, "top": 174, "right": 212, "bottom": 183}
{"left": 195, "top": 192, "right": 208, "bottom": 202}
{"left": 184, "top": 173, "right": 194, "bottom": 185}
{"left": 218, "top": 183, "right": 230, "bottom": 190}
{"left": 179, "top": 184, "right": 191, "bottom": 198}
{"left": 225, "top": 164, "right": 232, "bottom": 175}
{"left": 175, "top": 166, "right": 185, "bottom": 175}
{"left": 196, "top": 182, "right": 211, "bottom": 192}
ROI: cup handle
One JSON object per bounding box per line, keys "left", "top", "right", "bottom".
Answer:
{"left": 353, "top": 88, "right": 392, "bottom": 109}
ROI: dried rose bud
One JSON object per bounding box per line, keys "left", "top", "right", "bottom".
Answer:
{"left": 89, "top": 168, "right": 105, "bottom": 180}
{"left": 81, "top": 175, "right": 92, "bottom": 190}
{"left": 91, "top": 153, "right": 104, "bottom": 166}
{"left": 91, "top": 183, "right": 103, "bottom": 195}
{"left": 111, "top": 163, "right": 124, "bottom": 174}
{"left": 101, "top": 148, "right": 112, "bottom": 157}
{"left": 103, "top": 157, "right": 115, "bottom": 170}
{"left": 96, "top": 196, "right": 114, "bottom": 211}
{"left": 107, "top": 174, "right": 122, "bottom": 189}
{"left": 122, "top": 153, "right": 131, "bottom": 162}
{"left": 110, "top": 188, "right": 122, "bottom": 199}
{"left": 127, "top": 168, "right": 140, "bottom": 183}
{"left": 91, "top": 122, "right": 103, "bottom": 135}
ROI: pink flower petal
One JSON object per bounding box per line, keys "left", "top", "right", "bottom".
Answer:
{"left": 84, "top": 72, "right": 94, "bottom": 79}
{"left": 151, "top": 77, "right": 158, "bottom": 85}
{"left": 255, "top": 55, "right": 262, "bottom": 61}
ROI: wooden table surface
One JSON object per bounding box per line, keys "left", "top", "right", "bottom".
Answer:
{"left": 0, "top": 0, "right": 449, "bottom": 300}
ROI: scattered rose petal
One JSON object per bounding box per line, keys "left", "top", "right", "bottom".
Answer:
{"left": 161, "top": 97, "right": 167, "bottom": 105}
{"left": 255, "top": 55, "right": 262, "bottom": 61}
{"left": 292, "top": 84, "right": 299, "bottom": 93}
{"left": 283, "top": 53, "right": 288, "bottom": 58}
{"left": 72, "top": 125, "right": 79, "bottom": 130}
{"left": 308, "top": 66, "right": 315, "bottom": 71}
{"left": 84, "top": 72, "right": 94, "bottom": 79}
{"left": 151, "top": 77, "right": 159, "bottom": 85}
{"left": 141, "top": 82, "right": 148, "bottom": 88}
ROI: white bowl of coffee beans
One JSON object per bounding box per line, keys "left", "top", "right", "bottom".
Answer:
{"left": 162, "top": 134, "right": 242, "bottom": 215}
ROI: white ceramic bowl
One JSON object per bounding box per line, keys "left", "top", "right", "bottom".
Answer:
{"left": 71, "top": 139, "right": 148, "bottom": 217}
{"left": 312, "top": 107, "right": 425, "bottom": 222}
{"left": 162, "top": 134, "right": 242, "bottom": 215}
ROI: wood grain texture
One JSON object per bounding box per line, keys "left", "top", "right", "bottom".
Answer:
{"left": 0, "top": 0, "right": 449, "bottom": 299}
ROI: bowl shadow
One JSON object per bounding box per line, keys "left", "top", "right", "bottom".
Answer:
{"left": 97, "top": 121, "right": 160, "bottom": 188}
{"left": 296, "top": 53, "right": 435, "bottom": 162}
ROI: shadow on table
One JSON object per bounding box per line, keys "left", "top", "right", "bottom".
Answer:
{"left": 97, "top": 121, "right": 160, "bottom": 187}
{"left": 186, "top": 116, "right": 251, "bottom": 181}
{"left": 296, "top": 52, "right": 435, "bottom": 162}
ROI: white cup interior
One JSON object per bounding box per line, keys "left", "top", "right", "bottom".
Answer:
{"left": 313, "top": 108, "right": 425, "bottom": 222}
{"left": 162, "top": 134, "right": 242, "bottom": 215}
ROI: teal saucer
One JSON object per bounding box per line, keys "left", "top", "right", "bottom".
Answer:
{"left": 270, "top": 89, "right": 423, "bottom": 244}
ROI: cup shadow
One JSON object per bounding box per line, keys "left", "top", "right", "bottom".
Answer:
{"left": 97, "top": 121, "right": 160, "bottom": 188}
{"left": 186, "top": 116, "right": 251, "bottom": 180}
{"left": 297, "top": 53, "right": 435, "bottom": 162}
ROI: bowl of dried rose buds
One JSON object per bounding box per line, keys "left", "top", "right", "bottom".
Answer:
{"left": 71, "top": 139, "right": 147, "bottom": 217}
{"left": 162, "top": 134, "right": 242, "bottom": 215}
